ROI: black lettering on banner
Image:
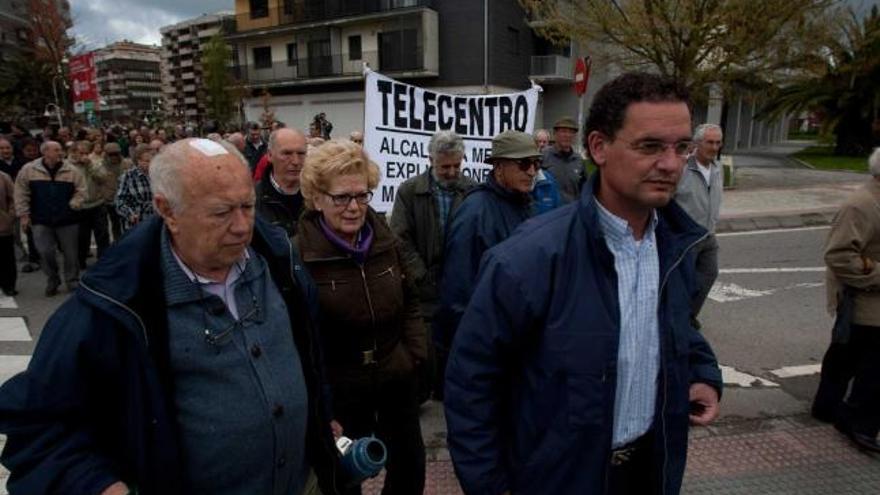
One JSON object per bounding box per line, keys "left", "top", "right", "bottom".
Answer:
{"left": 382, "top": 184, "right": 396, "bottom": 203}
{"left": 499, "top": 97, "right": 513, "bottom": 132}
{"left": 393, "top": 83, "right": 407, "bottom": 128}
{"left": 408, "top": 86, "right": 422, "bottom": 129}
{"left": 471, "top": 147, "right": 491, "bottom": 163}
{"left": 454, "top": 98, "right": 467, "bottom": 135}
{"left": 468, "top": 99, "right": 484, "bottom": 137}
{"left": 380, "top": 137, "right": 391, "bottom": 154}
{"left": 514, "top": 95, "right": 528, "bottom": 131}
{"left": 437, "top": 95, "right": 453, "bottom": 129}
{"left": 386, "top": 162, "right": 404, "bottom": 178}
{"left": 406, "top": 162, "right": 419, "bottom": 177}
{"left": 377, "top": 80, "right": 393, "bottom": 126}
{"left": 461, "top": 167, "right": 492, "bottom": 183}
{"left": 483, "top": 97, "right": 498, "bottom": 136}
{"left": 423, "top": 91, "right": 437, "bottom": 132}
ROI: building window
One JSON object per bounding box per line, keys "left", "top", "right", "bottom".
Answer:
{"left": 348, "top": 35, "right": 362, "bottom": 61}
{"left": 286, "top": 43, "right": 298, "bottom": 66}
{"left": 507, "top": 27, "right": 519, "bottom": 55}
{"left": 253, "top": 46, "right": 272, "bottom": 69}
{"left": 379, "top": 29, "right": 419, "bottom": 71}
{"left": 307, "top": 39, "right": 333, "bottom": 77}
{"left": 250, "top": 0, "right": 269, "bottom": 19}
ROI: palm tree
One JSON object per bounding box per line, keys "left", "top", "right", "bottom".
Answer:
{"left": 759, "top": 6, "right": 880, "bottom": 156}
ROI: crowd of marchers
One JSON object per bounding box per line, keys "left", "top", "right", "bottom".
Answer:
{"left": 0, "top": 71, "right": 877, "bottom": 495}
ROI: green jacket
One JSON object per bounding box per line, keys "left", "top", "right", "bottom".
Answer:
{"left": 389, "top": 169, "right": 475, "bottom": 318}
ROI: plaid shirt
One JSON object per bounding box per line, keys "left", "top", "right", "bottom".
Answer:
{"left": 596, "top": 201, "right": 661, "bottom": 448}
{"left": 115, "top": 166, "right": 154, "bottom": 232}
{"left": 431, "top": 173, "right": 455, "bottom": 235}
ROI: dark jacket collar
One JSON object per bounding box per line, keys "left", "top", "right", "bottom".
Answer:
{"left": 577, "top": 171, "right": 706, "bottom": 260}
{"left": 298, "top": 207, "right": 395, "bottom": 262}
{"left": 79, "top": 216, "right": 291, "bottom": 342}
{"left": 469, "top": 173, "right": 532, "bottom": 207}
{"left": 412, "top": 168, "right": 473, "bottom": 196}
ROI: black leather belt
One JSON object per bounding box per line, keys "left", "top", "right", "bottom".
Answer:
{"left": 610, "top": 430, "right": 653, "bottom": 466}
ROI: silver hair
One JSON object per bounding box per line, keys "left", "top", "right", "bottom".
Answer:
{"left": 534, "top": 129, "right": 550, "bottom": 139}
{"left": 268, "top": 127, "right": 305, "bottom": 152}
{"left": 428, "top": 130, "right": 465, "bottom": 160}
{"left": 869, "top": 147, "right": 880, "bottom": 177}
{"left": 150, "top": 139, "right": 248, "bottom": 212}
{"left": 693, "top": 123, "right": 723, "bottom": 143}
{"left": 39, "top": 140, "right": 61, "bottom": 154}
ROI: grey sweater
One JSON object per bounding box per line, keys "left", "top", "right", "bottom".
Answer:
{"left": 675, "top": 155, "right": 723, "bottom": 233}
{"left": 161, "top": 231, "right": 310, "bottom": 495}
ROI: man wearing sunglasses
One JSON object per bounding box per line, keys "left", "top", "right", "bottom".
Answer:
{"left": 0, "top": 139, "right": 344, "bottom": 495}
{"left": 445, "top": 73, "right": 722, "bottom": 495}
{"left": 433, "top": 130, "right": 539, "bottom": 371}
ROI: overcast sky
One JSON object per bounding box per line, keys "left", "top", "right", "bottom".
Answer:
{"left": 71, "top": 0, "right": 231, "bottom": 49}
{"left": 71, "top": 0, "right": 879, "bottom": 50}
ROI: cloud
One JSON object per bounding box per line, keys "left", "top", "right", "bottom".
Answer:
{"left": 70, "top": 0, "right": 229, "bottom": 49}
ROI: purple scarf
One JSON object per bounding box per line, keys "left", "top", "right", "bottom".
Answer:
{"left": 318, "top": 216, "right": 374, "bottom": 264}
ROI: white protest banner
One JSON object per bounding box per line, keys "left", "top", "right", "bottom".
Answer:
{"left": 363, "top": 70, "right": 540, "bottom": 212}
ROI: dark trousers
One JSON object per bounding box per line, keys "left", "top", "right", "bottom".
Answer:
{"left": 0, "top": 235, "right": 16, "bottom": 293}
{"left": 107, "top": 205, "right": 123, "bottom": 243}
{"left": 691, "top": 234, "right": 719, "bottom": 319}
{"left": 331, "top": 371, "right": 425, "bottom": 495}
{"left": 838, "top": 324, "right": 880, "bottom": 436}
{"left": 814, "top": 324, "right": 880, "bottom": 436}
{"left": 607, "top": 432, "right": 657, "bottom": 495}
{"left": 25, "top": 227, "right": 39, "bottom": 263}
{"left": 77, "top": 205, "right": 110, "bottom": 265}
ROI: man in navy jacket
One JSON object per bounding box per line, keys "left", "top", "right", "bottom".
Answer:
{"left": 445, "top": 73, "right": 722, "bottom": 495}
{"left": 0, "top": 139, "right": 343, "bottom": 495}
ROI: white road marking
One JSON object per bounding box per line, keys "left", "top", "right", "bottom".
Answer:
{"left": 716, "top": 226, "right": 830, "bottom": 237}
{"left": 709, "top": 282, "right": 774, "bottom": 302}
{"left": 769, "top": 364, "right": 822, "bottom": 378}
{"left": 0, "top": 355, "right": 30, "bottom": 385}
{"left": 720, "top": 365, "right": 779, "bottom": 387}
{"left": 719, "top": 267, "right": 826, "bottom": 274}
{"left": 0, "top": 317, "right": 30, "bottom": 341}
{"left": 0, "top": 295, "right": 17, "bottom": 309}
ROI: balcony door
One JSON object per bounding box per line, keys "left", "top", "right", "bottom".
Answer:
{"left": 378, "top": 29, "right": 418, "bottom": 71}
{"left": 307, "top": 39, "right": 333, "bottom": 77}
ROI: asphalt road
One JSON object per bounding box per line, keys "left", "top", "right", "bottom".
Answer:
{"left": 703, "top": 225, "right": 833, "bottom": 423}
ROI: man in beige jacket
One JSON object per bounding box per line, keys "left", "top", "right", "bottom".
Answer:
{"left": 813, "top": 147, "right": 880, "bottom": 453}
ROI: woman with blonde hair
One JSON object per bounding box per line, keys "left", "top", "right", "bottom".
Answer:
{"left": 295, "top": 139, "right": 426, "bottom": 494}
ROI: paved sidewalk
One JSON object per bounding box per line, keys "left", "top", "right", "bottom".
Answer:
{"left": 716, "top": 141, "right": 870, "bottom": 233}
{"left": 360, "top": 406, "right": 879, "bottom": 494}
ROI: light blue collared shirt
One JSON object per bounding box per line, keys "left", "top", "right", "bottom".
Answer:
{"left": 596, "top": 201, "right": 661, "bottom": 447}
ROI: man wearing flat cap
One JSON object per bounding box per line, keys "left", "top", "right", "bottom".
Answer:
{"left": 542, "top": 116, "right": 585, "bottom": 203}
{"left": 433, "top": 130, "right": 538, "bottom": 361}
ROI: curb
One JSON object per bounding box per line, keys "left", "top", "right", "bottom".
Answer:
{"left": 715, "top": 211, "right": 835, "bottom": 233}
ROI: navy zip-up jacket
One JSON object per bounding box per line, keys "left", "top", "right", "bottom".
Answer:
{"left": 445, "top": 173, "right": 723, "bottom": 495}
{"left": 433, "top": 174, "right": 533, "bottom": 350}
{"left": 0, "top": 216, "right": 343, "bottom": 495}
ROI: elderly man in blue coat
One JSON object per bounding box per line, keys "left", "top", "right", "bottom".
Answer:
{"left": 445, "top": 72, "right": 723, "bottom": 495}
{"left": 0, "top": 139, "right": 344, "bottom": 495}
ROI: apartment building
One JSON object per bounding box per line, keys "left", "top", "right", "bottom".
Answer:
{"left": 226, "top": 0, "right": 570, "bottom": 136}
{"left": 94, "top": 41, "right": 162, "bottom": 123}
{"left": 0, "top": 0, "right": 71, "bottom": 64}
{"left": 160, "top": 12, "right": 234, "bottom": 124}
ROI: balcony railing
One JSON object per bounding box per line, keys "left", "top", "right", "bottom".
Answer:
{"left": 234, "top": 48, "right": 425, "bottom": 84}
{"left": 529, "top": 55, "right": 573, "bottom": 81}
{"left": 236, "top": 0, "right": 432, "bottom": 29}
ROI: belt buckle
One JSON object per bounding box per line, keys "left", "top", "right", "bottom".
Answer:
{"left": 610, "top": 447, "right": 634, "bottom": 466}
{"left": 362, "top": 350, "right": 376, "bottom": 366}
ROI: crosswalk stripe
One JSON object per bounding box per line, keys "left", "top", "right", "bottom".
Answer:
{"left": 720, "top": 365, "right": 779, "bottom": 388}
{"left": 0, "top": 317, "right": 31, "bottom": 342}
{"left": 769, "top": 364, "right": 822, "bottom": 378}
{"left": 0, "top": 295, "right": 17, "bottom": 310}
{"left": 0, "top": 355, "right": 30, "bottom": 385}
